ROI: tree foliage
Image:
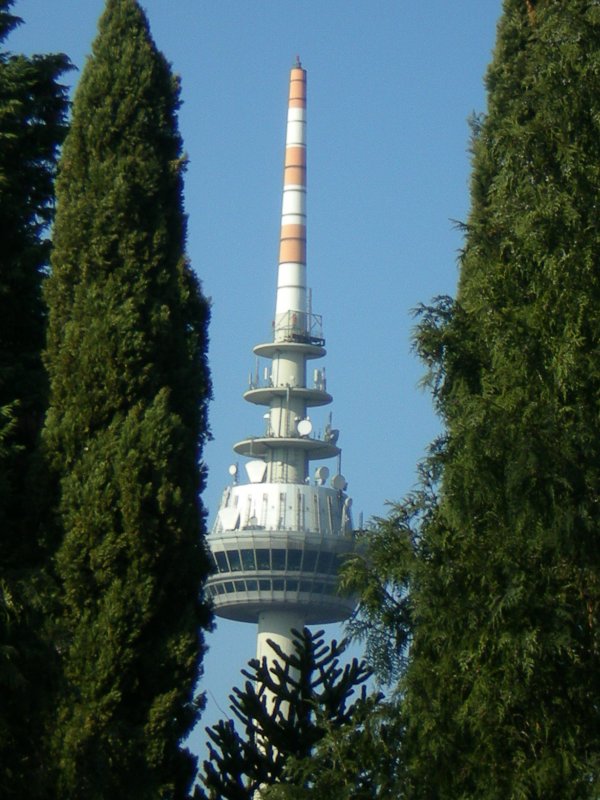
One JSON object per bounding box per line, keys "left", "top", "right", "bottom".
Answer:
{"left": 0, "top": 0, "right": 69, "bottom": 589}
{"left": 0, "top": 2, "right": 70, "bottom": 796}
{"left": 198, "top": 629, "right": 375, "bottom": 800}
{"left": 42, "top": 1, "right": 212, "bottom": 797}
{"left": 344, "top": 1, "right": 600, "bottom": 797}
{"left": 262, "top": 695, "right": 403, "bottom": 800}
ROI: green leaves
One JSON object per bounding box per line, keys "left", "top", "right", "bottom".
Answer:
{"left": 42, "top": 2, "right": 212, "bottom": 797}
{"left": 344, "top": 2, "right": 600, "bottom": 797}
{"left": 0, "top": 2, "right": 70, "bottom": 796}
{"left": 404, "top": 2, "right": 600, "bottom": 796}
{"left": 199, "top": 629, "right": 377, "bottom": 800}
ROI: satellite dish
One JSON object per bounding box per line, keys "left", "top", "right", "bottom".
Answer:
{"left": 331, "top": 474, "right": 347, "bottom": 491}
{"left": 218, "top": 507, "right": 240, "bottom": 531}
{"left": 245, "top": 459, "right": 267, "bottom": 484}
{"left": 228, "top": 464, "right": 238, "bottom": 477}
{"left": 297, "top": 418, "right": 313, "bottom": 437}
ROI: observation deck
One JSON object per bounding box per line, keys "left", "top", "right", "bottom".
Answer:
{"left": 206, "top": 482, "right": 355, "bottom": 624}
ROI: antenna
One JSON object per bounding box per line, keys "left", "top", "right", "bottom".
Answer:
{"left": 297, "top": 418, "right": 313, "bottom": 437}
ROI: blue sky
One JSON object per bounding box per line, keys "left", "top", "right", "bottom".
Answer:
{"left": 12, "top": 0, "right": 503, "bottom": 763}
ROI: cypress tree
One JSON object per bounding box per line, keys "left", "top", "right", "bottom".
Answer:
{"left": 0, "top": 2, "right": 70, "bottom": 795}
{"left": 341, "top": 1, "right": 600, "bottom": 797}
{"left": 42, "top": 1, "right": 212, "bottom": 797}
{"left": 397, "top": 1, "right": 600, "bottom": 797}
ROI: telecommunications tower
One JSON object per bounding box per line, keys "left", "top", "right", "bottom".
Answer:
{"left": 206, "top": 61, "right": 355, "bottom": 664}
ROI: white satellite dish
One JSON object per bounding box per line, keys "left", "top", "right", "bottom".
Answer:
{"left": 228, "top": 464, "right": 238, "bottom": 477}
{"left": 245, "top": 459, "right": 267, "bottom": 483}
{"left": 218, "top": 507, "right": 240, "bottom": 531}
{"left": 331, "top": 474, "right": 347, "bottom": 491}
{"left": 297, "top": 418, "right": 313, "bottom": 437}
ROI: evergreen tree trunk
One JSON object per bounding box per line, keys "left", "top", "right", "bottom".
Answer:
{"left": 402, "top": 1, "right": 600, "bottom": 797}
{"left": 42, "top": 2, "right": 212, "bottom": 798}
{"left": 0, "top": 1, "right": 70, "bottom": 795}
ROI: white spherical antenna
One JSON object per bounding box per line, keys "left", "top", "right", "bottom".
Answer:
{"left": 331, "top": 474, "right": 347, "bottom": 491}
{"left": 228, "top": 464, "right": 238, "bottom": 476}
{"left": 297, "top": 418, "right": 313, "bottom": 437}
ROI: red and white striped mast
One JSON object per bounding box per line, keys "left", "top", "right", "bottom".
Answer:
{"left": 275, "top": 57, "right": 308, "bottom": 336}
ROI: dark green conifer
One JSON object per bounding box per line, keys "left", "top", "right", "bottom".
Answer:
{"left": 198, "top": 629, "right": 374, "bottom": 800}
{"left": 400, "top": 1, "right": 600, "bottom": 797}
{"left": 42, "top": 1, "right": 212, "bottom": 797}
{"left": 262, "top": 694, "right": 401, "bottom": 800}
{"left": 343, "top": 1, "right": 600, "bottom": 797}
{"left": 0, "top": 1, "right": 70, "bottom": 795}
{"left": 0, "top": 1, "right": 69, "bottom": 582}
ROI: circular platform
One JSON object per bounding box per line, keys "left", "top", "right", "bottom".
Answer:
{"left": 244, "top": 386, "right": 332, "bottom": 407}
{"left": 253, "top": 341, "right": 326, "bottom": 360}
{"left": 233, "top": 435, "right": 340, "bottom": 460}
